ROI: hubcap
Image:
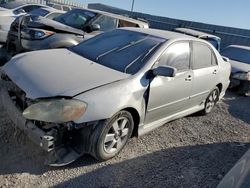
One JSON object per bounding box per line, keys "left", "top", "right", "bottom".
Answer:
{"left": 206, "top": 90, "right": 218, "bottom": 112}
{"left": 104, "top": 117, "right": 130, "bottom": 154}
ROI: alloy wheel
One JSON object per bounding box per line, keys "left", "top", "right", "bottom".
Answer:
{"left": 205, "top": 89, "right": 218, "bottom": 113}
{"left": 103, "top": 117, "right": 130, "bottom": 154}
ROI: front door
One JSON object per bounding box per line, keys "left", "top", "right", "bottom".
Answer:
{"left": 145, "top": 41, "right": 193, "bottom": 124}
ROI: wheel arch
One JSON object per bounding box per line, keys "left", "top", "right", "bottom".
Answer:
{"left": 216, "top": 83, "right": 223, "bottom": 93}
{"left": 121, "top": 107, "right": 140, "bottom": 137}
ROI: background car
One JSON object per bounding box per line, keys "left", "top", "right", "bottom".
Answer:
{"left": 47, "top": 2, "right": 72, "bottom": 12}
{"left": 217, "top": 147, "right": 250, "bottom": 188}
{"left": 6, "top": 7, "right": 65, "bottom": 54}
{"left": 28, "top": 7, "right": 65, "bottom": 19}
{"left": 0, "top": 1, "right": 48, "bottom": 43}
{"left": 0, "top": 28, "right": 230, "bottom": 166}
{"left": 6, "top": 8, "right": 149, "bottom": 55}
{"left": 221, "top": 45, "right": 250, "bottom": 96}
{"left": 174, "top": 28, "right": 221, "bottom": 51}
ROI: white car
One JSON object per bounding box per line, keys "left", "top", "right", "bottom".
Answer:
{"left": 221, "top": 45, "right": 250, "bottom": 96}
{"left": 28, "top": 7, "right": 65, "bottom": 19}
{"left": 0, "top": 1, "right": 47, "bottom": 43}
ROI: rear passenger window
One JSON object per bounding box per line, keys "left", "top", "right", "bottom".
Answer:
{"left": 192, "top": 42, "right": 217, "bottom": 69}
{"left": 119, "top": 20, "right": 138, "bottom": 28}
{"left": 93, "top": 15, "right": 118, "bottom": 31}
{"left": 158, "top": 42, "right": 190, "bottom": 71}
{"left": 63, "top": 6, "right": 70, "bottom": 11}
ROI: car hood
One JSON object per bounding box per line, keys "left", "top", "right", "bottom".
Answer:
{"left": 0, "top": 7, "right": 8, "bottom": 11}
{"left": 26, "top": 17, "right": 84, "bottom": 35}
{"left": 3, "top": 49, "right": 130, "bottom": 99}
{"left": 230, "top": 59, "right": 250, "bottom": 73}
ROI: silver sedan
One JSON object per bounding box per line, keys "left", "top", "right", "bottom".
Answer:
{"left": 0, "top": 28, "right": 231, "bottom": 166}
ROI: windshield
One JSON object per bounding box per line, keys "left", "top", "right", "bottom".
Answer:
{"left": 0, "top": 2, "right": 25, "bottom": 9}
{"left": 53, "top": 9, "right": 96, "bottom": 29}
{"left": 221, "top": 47, "right": 250, "bottom": 65}
{"left": 28, "top": 8, "right": 49, "bottom": 17}
{"left": 71, "top": 29, "right": 166, "bottom": 74}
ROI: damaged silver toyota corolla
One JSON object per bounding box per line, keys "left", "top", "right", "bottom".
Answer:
{"left": 0, "top": 28, "right": 231, "bottom": 166}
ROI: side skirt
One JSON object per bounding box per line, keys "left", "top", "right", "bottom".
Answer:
{"left": 138, "top": 104, "right": 205, "bottom": 136}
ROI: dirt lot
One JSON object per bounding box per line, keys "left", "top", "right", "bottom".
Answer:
{"left": 0, "top": 90, "right": 249, "bottom": 188}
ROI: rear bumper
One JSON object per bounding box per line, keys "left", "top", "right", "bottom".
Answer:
{"left": 0, "top": 80, "right": 55, "bottom": 152}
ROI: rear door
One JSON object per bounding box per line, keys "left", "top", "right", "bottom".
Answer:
{"left": 189, "top": 41, "right": 219, "bottom": 106}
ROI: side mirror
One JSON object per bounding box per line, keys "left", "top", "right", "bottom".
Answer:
{"left": 84, "top": 24, "right": 101, "bottom": 33}
{"left": 153, "top": 65, "right": 177, "bottom": 77}
{"left": 91, "top": 24, "right": 101, "bottom": 31}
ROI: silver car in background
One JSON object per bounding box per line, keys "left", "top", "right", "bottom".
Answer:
{"left": 0, "top": 28, "right": 231, "bottom": 166}
{"left": 221, "top": 45, "right": 250, "bottom": 96}
{"left": 0, "top": 1, "right": 48, "bottom": 43}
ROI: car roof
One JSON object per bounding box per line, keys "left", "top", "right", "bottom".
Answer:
{"left": 38, "top": 7, "right": 65, "bottom": 13}
{"left": 175, "top": 28, "right": 221, "bottom": 40}
{"left": 74, "top": 8, "right": 148, "bottom": 27}
{"left": 120, "top": 27, "right": 197, "bottom": 40}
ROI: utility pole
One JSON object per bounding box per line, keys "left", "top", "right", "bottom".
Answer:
{"left": 131, "top": 0, "right": 135, "bottom": 12}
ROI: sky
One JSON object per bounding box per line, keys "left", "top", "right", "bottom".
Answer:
{"left": 78, "top": 0, "right": 250, "bottom": 30}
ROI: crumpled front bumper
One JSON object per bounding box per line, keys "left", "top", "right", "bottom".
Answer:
{"left": 0, "top": 70, "right": 84, "bottom": 166}
{"left": 0, "top": 80, "right": 55, "bottom": 152}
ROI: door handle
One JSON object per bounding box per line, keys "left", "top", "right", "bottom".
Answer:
{"left": 213, "top": 70, "right": 217, "bottom": 74}
{"left": 185, "top": 75, "right": 192, "bottom": 81}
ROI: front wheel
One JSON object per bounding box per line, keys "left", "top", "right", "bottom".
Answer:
{"left": 201, "top": 87, "right": 220, "bottom": 115}
{"left": 91, "top": 111, "right": 134, "bottom": 161}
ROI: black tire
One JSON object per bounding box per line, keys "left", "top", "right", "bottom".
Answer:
{"left": 201, "top": 87, "right": 220, "bottom": 115}
{"left": 91, "top": 111, "right": 134, "bottom": 161}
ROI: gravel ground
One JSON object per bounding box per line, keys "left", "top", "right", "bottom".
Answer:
{"left": 0, "top": 88, "right": 249, "bottom": 188}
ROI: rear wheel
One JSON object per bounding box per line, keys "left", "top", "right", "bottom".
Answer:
{"left": 91, "top": 111, "right": 134, "bottom": 161}
{"left": 201, "top": 87, "right": 220, "bottom": 115}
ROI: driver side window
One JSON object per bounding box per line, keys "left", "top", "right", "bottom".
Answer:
{"left": 158, "top": 42, "right": 190, "bottom": 71}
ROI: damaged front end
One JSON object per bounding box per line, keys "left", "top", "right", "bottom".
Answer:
{"left": 0, "top": 70, "right": 96, "bottom": 166}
